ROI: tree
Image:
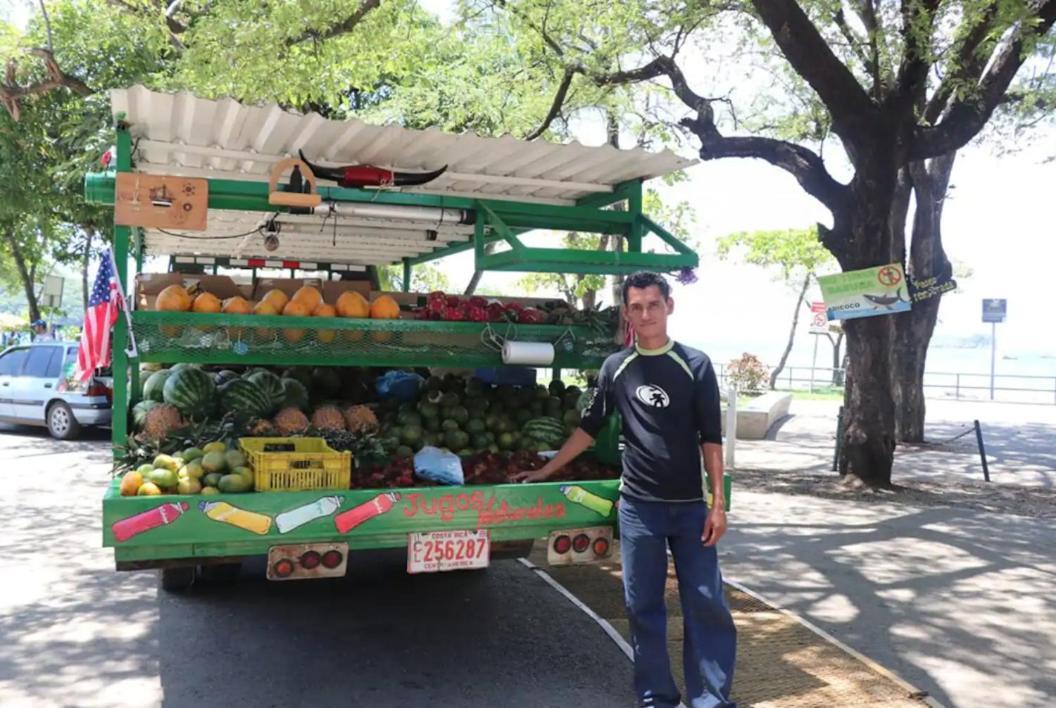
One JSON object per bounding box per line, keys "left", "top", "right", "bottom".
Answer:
{"left": 482, "top": 0, "right": 1056, "bottom": 487}
{"left": 716, "top": 227, "right": 835, "bottom": 389}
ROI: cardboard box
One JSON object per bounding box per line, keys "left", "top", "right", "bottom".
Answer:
{"left": 322, "top": 280, "right": 372, "bottom": 304}
{"left": 251, "top": 277, "right": 325, "bottom": 302}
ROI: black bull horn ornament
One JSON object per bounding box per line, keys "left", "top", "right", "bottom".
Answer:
{"left": 298, "top": 150, "right": 448, "bottom": 188}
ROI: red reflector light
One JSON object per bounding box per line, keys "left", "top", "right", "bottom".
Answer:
{"left": 553, "top": 534, "right": 572, "bottom": 554}
{"left": 592, "top": 537, "right": 610, "bottom": 557}
{"left": 273, "top": 559, "right": 294, "bottom": 577}
{"left": 572, "top": 534, "right": 590, "bottom": 553}
{"left": 300, "top": 550, "right": 321, "bottom": 569}
{"left": 321, "top": 550, "right": 343, "bottom": 569}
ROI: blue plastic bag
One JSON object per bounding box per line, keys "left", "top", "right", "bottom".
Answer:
{"left": 375, "top": 370, "right": 424, "bottom": 402}
{"left": 413, "top": 446, "right": 465, "bottom": 486}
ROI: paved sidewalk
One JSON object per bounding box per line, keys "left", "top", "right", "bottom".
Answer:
{"left": 722, "top": 398, "right": 1056, "bottom": 708}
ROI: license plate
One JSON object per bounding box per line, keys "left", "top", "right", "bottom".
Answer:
{"left": 407, "top": 530, "right": 490, "bottom": 574}
{"left": 267, "top": 542, "right": 348, "bottom": 581}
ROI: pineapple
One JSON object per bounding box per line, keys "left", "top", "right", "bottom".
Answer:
{"left": 273, "top": 407, "right": 310, "bottom": 436}
{"left": 311, "top": 405, "right": 346, "bottom": 431}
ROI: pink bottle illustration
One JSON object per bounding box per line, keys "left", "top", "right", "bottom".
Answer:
{"left": 112, "top": 502, "right": 190, "bottom": 542}
{"left": 334, "top": 492, "right": 400, "bottom": 534}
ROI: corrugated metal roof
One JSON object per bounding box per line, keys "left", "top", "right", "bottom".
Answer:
{"left": 113, "top": 86, "right": 696, "bottom": 206}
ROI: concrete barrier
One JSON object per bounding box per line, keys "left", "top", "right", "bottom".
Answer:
{"left": 721, "top": 391, "right": 792, "bottom": 440}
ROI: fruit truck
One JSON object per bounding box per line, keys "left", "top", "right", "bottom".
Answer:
{"left": 87, "top": 86, "right": 722, "bottom": 591}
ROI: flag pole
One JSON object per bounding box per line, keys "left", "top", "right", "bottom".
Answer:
{"left": 107, "top": 246, "right": 138, "bottom": 359}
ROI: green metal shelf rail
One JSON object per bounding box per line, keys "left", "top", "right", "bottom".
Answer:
{"left": 132, "top": 312, "right": 619, "bottom": 369}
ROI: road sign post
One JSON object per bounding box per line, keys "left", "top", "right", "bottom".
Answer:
{"left": 982, "top": 299, "right": 1006, "bottom": 401}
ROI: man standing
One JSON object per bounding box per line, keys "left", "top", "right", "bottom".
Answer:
{"left": 31, "top": 319, "right": 53, "bottom": 341}
{"left": 515, "top": 271, "right": 736, "bottom": 707}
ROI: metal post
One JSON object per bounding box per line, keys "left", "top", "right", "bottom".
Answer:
{"left": 402, "top": 258, "right": 412, "bottom": 292}
{"left": 725, "top": 387, "right": 736, "bottom": 470}
{"left": 974, "top": 419, "right": 990, "bottom": 482}
{"left": 832, "top": 406, "right": 844, "bottom": 473}
{"left": 990, "top": 322, "right": 997, "bottom": 400}
{"left": 955, "top": 373, "right": 961, "bottom": 400}
{"left": 810, "top": 335, "right": 819, "bottom": 393}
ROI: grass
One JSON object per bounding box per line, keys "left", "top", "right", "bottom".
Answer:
{"left": 788, "top": 387, "right": 844, "bottom": 401}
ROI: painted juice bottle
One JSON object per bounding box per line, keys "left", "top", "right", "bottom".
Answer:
{"left": 275, "top": 496, "right": 342, "bottom": 534}
{"left": 111, "top": 502, "right": 190, "bottom": 542}
{"left": 199, "top": 501, "right": 273, "bottom": 535}
{"left": 559, "top": 485, "right": 614, "bottom": 517}
{"left": 334, "top": 492, "right": 401, "bottom": 534}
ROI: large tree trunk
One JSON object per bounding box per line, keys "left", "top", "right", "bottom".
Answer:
{"left": 769, "top": 272, "right": 811, "bottom": 389}
{"left": 4, "top": 230, "right": 41, "bottom": 322}
{"left": 893, "top": 153, "right": 956, "bottom": 442}
{"left": 830, "top": 155, "right": 901, "bottom": 488}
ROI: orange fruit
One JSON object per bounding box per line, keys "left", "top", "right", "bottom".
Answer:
{"left": 313, "top": 303, "right": 337, "bottom": 344}
{"left": 282, "top": 300, "right": 311, "bottom": 343}
{"left": 156, "top": 284, "right": 192, "bottom": 312}
{"left": 369, "top": 294, "right": 401, "bottom": 319}
{"left": 191, "top": 292, "right": 222, "bottom": 314}
{"left": 120, "top": 471, "right": 144, "bottom": 497}
{"left": 253, "top": 300, "right": 279, "bottom": 342}
{"left": 336, "top": 291, "right": 370, "bottom": 318}
{"left": 291, "top": 285, "right": 323, "bottom": 312}
{"left": 261, "top": 289, "right": 290, "bottom": 311}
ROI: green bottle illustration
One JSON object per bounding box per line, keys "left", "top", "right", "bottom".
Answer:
{"left": 560, "top": 485, "right": 614, "bottom": 517}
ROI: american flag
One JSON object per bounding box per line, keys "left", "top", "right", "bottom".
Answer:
{"left": 75, "top": 250, "right": 122, "bottom": 381}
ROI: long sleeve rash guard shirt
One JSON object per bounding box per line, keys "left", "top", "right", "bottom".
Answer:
{"left": 579, "top": 339, "right": 722, "bottom": 502}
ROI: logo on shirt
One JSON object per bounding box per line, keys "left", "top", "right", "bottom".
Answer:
{"left": 635, "top": 384, "right": 670, "bottom": 408}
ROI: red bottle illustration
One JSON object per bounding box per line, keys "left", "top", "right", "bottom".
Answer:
{"left": 112, "top": 502, "right": 190, "bottom": 543}
{"left": 334, "top": 492, "right": 401, "bottom": 534}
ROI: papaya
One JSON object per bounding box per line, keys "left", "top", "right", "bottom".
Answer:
{"left": 261, "top": 289, "right": 290, "bottom": 311}
{"left": 336, "top": 291, "right": 370, "bottom": 318}
{"left": 369, "top": 294, "right": 400, "bottom": 320}
{"left": 156, "top": 284, "right": 192, "bottom": 312}
{"left": 192, "top": 292, "right": 222, "bottom": 314}
{"left": 313, "top": 303, "right": 337, "bottom": 343}
{"left": 291, "top": 285, "right": 322, "bottom": 312}
{"left": 282, "top": 300, "right": 311, "bottom": 343}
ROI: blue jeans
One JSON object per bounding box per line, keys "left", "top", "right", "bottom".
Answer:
{"left": 619, "top": 496, "right": 737, "bottom": 708}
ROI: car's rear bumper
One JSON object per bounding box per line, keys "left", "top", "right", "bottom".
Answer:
{"left": 69, "top": 399, "right": 111, "bottom": 425}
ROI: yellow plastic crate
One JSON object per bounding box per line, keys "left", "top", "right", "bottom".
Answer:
{"left": 240, "top": 437, "right": 351, "bottom": 492}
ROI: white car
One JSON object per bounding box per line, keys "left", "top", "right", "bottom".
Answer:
{"left": 0, "top": 342, "right": 112, "bottom": 439}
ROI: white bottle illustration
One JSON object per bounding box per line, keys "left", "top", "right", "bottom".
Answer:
{"left": 275, "top": 496, "right": 342, "bottom": 534}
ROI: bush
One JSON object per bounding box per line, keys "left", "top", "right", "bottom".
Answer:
{"left": 726, "top": 353, "right": 769, "bottom": 393}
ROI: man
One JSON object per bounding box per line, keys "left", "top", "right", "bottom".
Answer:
{"left": 31, "top": 319, "right": 53, "bottom": 341}
{"left": 515, "top": 271, "right": 736, "bottom": 708}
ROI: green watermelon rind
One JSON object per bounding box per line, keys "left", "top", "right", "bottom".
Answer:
{"left": 162, "top": 367, "right": 217, "bottom": 418}
{"left": 142, "top": 369, "right": 172, "bottom": 402}
{"left": 219, "top": 379, "right": 272, "bottom": 420}
{"left": 247, "top": 371, "right": 285, "bottom": 416}
{"left": 280, "top": 378, "right": 311, "bottom": 412}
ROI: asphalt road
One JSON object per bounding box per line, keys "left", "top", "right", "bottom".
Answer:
{"left": 0, "top": 425, "right": 633, "bottom": 708}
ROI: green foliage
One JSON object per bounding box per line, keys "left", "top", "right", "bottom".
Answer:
{"left": 716, "top": 227, "right": 834, "bottom": 284}
{"left": 377, "top": 264, "right": 451, "bottom": 294}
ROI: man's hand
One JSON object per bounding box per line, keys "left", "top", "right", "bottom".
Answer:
{"left": 702, "top": 505, "right": 727, "bottom": 546}
{"left": 512, "top": 467, "right": 552, "bottom": 484}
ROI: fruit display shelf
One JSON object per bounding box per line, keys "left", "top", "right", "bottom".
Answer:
{"left": 132, "top": 311, "right": 620, "bottom": 369}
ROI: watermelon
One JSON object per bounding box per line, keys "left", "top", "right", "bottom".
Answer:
{"left": 214, "top": 369, "right": 240, "bottom": 386}
{"left": 132, "top": 400, "right": 159, "bottom": 429}
{"left": 280, "top": 377, "right": 310, "bottom": 412}
{"left": 247, "top": 370, "right": 285, "bottom": 415}
{"left": 142, "top": 370, "right": 172, "bottom": 402}
{"left": 162, "top": 366, "right": 217, "bottom": 418}
{"left": 219, "top": 378, "right": 272, "bottom": 419}
{"left": 283, "top": 367, "right": 314, "bottom": 390}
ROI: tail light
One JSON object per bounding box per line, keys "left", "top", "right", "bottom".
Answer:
{"left": 547, "top": 527, "right": 614, "bottom": 566}
{"left": 87, "top": 381, "right": 111, "bottom": 400}
{"left": 321, "top": 550, "right": 343, "bottom": 569}
{"left": 273, "top": 559, "right": 295, "bottom": 578}
{"left": 300, "top": 550, "right": 321, "bottom": 570}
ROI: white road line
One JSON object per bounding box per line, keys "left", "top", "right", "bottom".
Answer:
{"left": 517, "top": 557, "right": 634, "bottom": 661}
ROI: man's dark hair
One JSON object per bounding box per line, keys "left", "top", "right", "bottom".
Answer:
{"left": 621, "top": 271, "right": 671, "bottom": 304}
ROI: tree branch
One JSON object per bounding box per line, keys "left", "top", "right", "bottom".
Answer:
{"left": 922, "top": 1, "right": 999, "bottom": 124}
{"left": 524, "top": 66, "right": 579, "bottom": 140}
{"left": 750, "top": 0, "right": 875, "bottom": 130}
{"left": 286, "top": 0, "right": 381, "bottom": 45}
{"left": 832, "top": 8, "right": 872, "bottom": 75}
{"left": 896, "top": 0, "right": 941, "bottom": 108}
{"left": 37, "top": 0, "right": 54, "bottom": 51}
{"left": 0, "top": 49, "right": 93, "bottom": 122}
{"left": 913, "top": 0, "right": 1056, "bottom": 158}
{"left": 853, "top": 0, "right": 884, "bottom": 91}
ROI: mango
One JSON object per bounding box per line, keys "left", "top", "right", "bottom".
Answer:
{"left": 200, "top": 486, "right": 220, "bottom": 496}
{"left": 152, "top": 454, "right": 180, "bottom": 472}
{"left": 181, "top": 447, "right": 204, "bottom": 462}
{"left": 181, "top": 460, "right": 205, "bottom": 480}
{"left": 120, "top": 471, "right": 144, "bottom": 497}
{"left": 177, "top": 477, "right": 202, "bottom": 495}
{"left": 201, "top": 451, "right": 227, "bottom": 474}
{"left": 218, "top": 473, "right": 252, "bottom": 493}
{"left": 224, "top": 450, "right": 247, "bottom": 470}
{"left": 232, "top": 466, "right": 253, "bottom": 480}
{"left": 147, "top": 467, "right": 178, "bottom": 489}
{"left": 136, "top": 463, "right": 155, "bottom": 476}
{"left": 203, "top": 441, "right": 227, "bottom": 455}
{"left": 203, "top": 472, "right": 223, "bottom": 488}
{"left": 137, "top": 481, "right": 162, "bottom": 496}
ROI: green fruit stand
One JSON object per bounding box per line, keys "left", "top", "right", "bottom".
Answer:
{"left": 88, "top": 86, "right": 720, "bottom": 591}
